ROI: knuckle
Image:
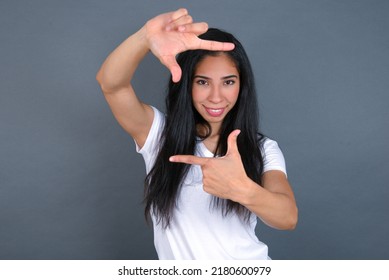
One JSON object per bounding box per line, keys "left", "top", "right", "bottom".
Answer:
{"left": 206, "top": 159, "right": 215, "bottom": 168}
{"left": 180, "top": 8, "right": 188, "bottom": 15}
{"left": 202, "top": 183, "right": 210, "bottom": 193}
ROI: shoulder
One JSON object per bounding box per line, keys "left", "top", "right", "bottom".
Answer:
{"left": 261, "top": 137, "right": 281, "bottom": 152}
{"left": 136, "top": 106, "right": 165, "bottom": 152}
{"left": 260, "top": 137, "right": 287, "bottom": 175}
{"left": 150, "top": 106, "right": 166, "bottom": 128}
{"left": 135, "top": 106, "right": 166, "bottom": 172}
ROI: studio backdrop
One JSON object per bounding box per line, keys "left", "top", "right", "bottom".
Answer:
{"left": 1, "top": 0, "right": 388, "bottom": 259}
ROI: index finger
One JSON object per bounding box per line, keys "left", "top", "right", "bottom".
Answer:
{"left": 169, "top": 155, "right": 207, "bottom": 166}
{"left": 197, "top": 39, "right": 235, "bottom": 51}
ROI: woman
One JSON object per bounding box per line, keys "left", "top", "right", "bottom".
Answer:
{"left": 96, "top": 8, "right": 298, "bottom": 259}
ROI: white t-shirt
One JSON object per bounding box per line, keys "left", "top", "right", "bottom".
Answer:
{"left": 136, "top": 107, "right": 287, "bottom": 260}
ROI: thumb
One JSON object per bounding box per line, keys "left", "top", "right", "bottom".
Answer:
{"left": 161, "top": 55, "right": 182, "bottom": 83}
{"left": 226, "top": 129, "right": 241, "bottom": 156}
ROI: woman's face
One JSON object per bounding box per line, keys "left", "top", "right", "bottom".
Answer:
{"left": 192, "top": 54, "right": 240, "bottom": 133}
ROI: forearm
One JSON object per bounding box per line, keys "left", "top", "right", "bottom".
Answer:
{"left": 96, "top": 25, "right": 154, "bottom": 145}
{"left": 238, "top": 178, "right": 298, "bottom": 230}
{"left": 96, "top": 27, "right": 149, "bottom": 93}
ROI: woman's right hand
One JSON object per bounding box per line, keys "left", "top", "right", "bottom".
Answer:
{"left": 142, "top": 8, "right": 235, "bottom": 82}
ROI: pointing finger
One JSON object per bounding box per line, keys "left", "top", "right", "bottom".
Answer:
{"left": 197, "top": 39, "right": 235, "bottom": 52}
{"left": 169, "top": 155, "right": 208, "bottom": 166}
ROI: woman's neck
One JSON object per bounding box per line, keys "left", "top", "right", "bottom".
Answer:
{"left": 197, "top": 124, "right": 220, "bottom": 154}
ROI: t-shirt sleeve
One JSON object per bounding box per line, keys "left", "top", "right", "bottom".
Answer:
{"left": 261, "top": 138, "right": 287, "bottom": 176}
{"left": 135, "top": 106, "right": 165, "bottom": 173}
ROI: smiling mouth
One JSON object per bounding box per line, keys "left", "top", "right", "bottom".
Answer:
{"left": 204, "top": 106, "right": 226, "bottom": 117}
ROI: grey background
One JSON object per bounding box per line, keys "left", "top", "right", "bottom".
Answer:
{"left": 1, "top": 0, "right": 388, "bottom": 260}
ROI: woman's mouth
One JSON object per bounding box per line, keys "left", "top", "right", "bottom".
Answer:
{"left": 204, "top": 106, "right": 225, "bottom": 117}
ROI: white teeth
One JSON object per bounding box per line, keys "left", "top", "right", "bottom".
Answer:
{"left": 204, "top": 106, "right": 225, "bottom": 116}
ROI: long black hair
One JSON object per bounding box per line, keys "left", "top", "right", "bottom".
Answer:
{"left": 144, "top": 28, "right": 265, "bottom": 228}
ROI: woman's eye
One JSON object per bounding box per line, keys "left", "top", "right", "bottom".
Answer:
{"left": 196, "top": 79, "right": 208, "bottom": 85}
{"left": 224, "top": 80, "right": 235, "bottom": 85}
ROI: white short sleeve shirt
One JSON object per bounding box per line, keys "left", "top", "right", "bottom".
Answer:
{"left": 136, "top": 107, "right": 287, "bottom": 259}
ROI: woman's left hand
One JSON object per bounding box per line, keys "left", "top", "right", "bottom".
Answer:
{"left": 171, "top": 129, "right": 298, "bottom": 230}
{"left": 170, "top": 130, "right": 252, "bottom": 203}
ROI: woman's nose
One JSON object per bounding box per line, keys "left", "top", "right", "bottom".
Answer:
{"left": 208, "top": 86, "right": 223, "bottom": 103}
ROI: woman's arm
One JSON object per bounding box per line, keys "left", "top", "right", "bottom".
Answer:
{"left": 170, "top": 130, "right": 298, "bottom": 230}
{"left": 96, "top": 9, "right": 234, "bottom": 147}
{"left": 241, "top": 170, "right": 298, "bottom": 230}
{"left": 96, "top": 28, "right": 152, "bottom": 148}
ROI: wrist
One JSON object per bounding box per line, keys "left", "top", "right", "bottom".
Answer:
{"left": 134, "top": 26, "right": 150, "bottom": 52}
{"left": 236, "top": 178, "right": 263, "bottom": 207}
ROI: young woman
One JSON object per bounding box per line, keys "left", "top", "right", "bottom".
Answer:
{"left": 97, "top": 8, "right": 298, "bottom": 259}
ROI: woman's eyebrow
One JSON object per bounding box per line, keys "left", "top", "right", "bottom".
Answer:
{"left": 193, "top": 74, "right": 238, "bottom": 80}
{"left": 221, "top": 75, "right": 238, "bottom": 80}
{"left": 193, "top": 75, "right": 210, "bottom": 80}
